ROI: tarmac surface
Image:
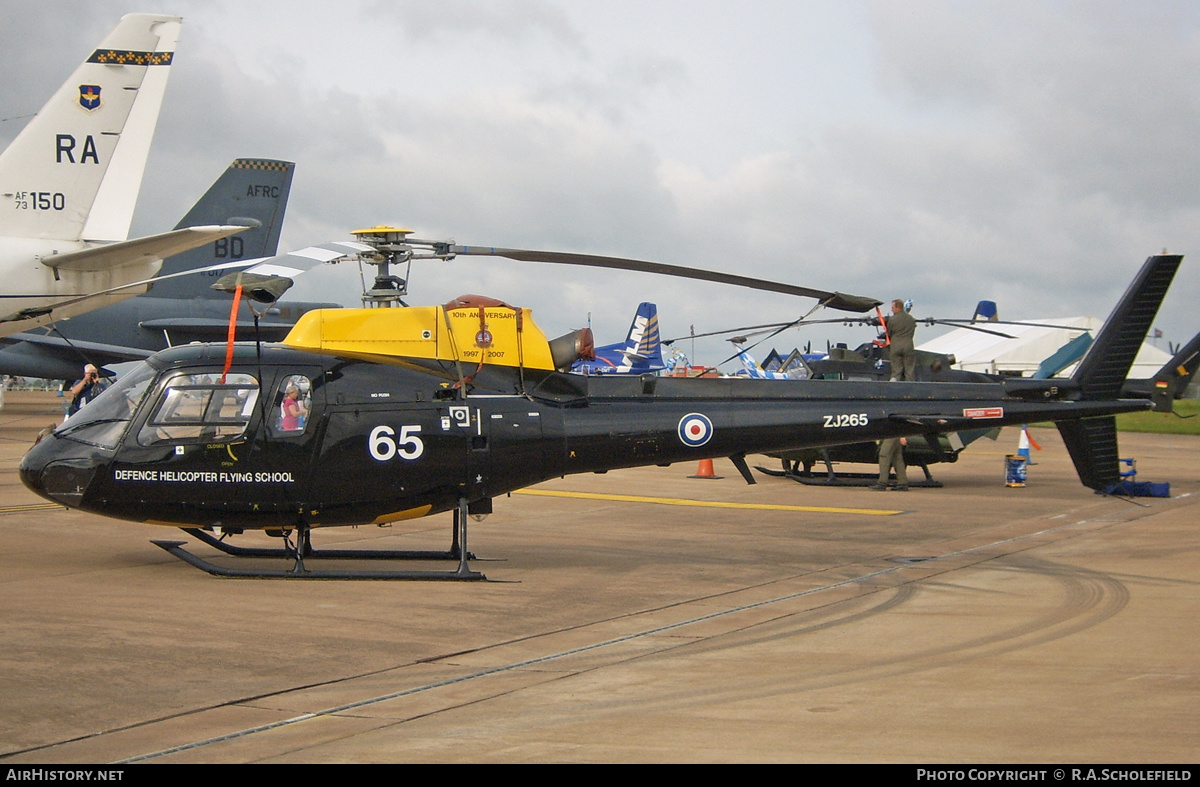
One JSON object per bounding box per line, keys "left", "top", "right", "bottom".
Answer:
{"left": 0, "top": 390, "right": 1196, "bottom": 763}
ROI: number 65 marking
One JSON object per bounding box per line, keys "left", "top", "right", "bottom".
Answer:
{"left": 369, "top": 425, "right": 424, "bottom": 461}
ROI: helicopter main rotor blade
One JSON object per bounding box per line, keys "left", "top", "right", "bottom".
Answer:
{"left": 919, "top": 319, "right": 1016, "bottom": 339}
{"left": 447, "top": 246, "right": 881, "bottom": 313}
{"left": 663, "top": 316, "right": 873, "bottom": 345}
{"left": 932, "top": 318, "right": 1090, "bottom": 334}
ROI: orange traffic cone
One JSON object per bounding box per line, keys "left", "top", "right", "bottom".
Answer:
{"left": 689, "top": 458, "right": 723, "bottom": 479}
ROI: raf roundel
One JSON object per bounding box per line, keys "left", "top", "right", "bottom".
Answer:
{"left": 677, "top": 413, "right": 714, "bottom": 448}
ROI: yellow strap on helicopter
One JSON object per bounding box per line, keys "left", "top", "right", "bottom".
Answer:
{"left": 282, "top": 305, "right": 559, "bottom": 370}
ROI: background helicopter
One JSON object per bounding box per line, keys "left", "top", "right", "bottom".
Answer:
{"left": 19, "top": 232, "right": 1182, "bottom": 580}
{"left": 661, "top": 300, "right": 1098, "bottom": 383}
{"left": 713, "top": 316, "right": 1198, "bottom": 486}
{"left": 655, "top": 292, "right": 1196, "bottom": 487}
{"left": 757, "top": 329, "right": 1200, "bottom": 486}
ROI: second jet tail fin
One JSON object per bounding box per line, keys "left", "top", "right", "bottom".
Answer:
{"left": 147, "top": 158, "right": 295, "bottom": 299}
{"left": 624, "top": 301, "right": 664, "bottom": 370}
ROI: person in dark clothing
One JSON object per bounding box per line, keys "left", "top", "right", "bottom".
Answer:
{"left": 67, "top": 364, "right": 109, "bottom": 416}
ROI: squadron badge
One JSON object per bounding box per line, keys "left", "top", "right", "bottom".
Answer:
{"left": 78, "top": 84, "right": 102, "bottom": 112}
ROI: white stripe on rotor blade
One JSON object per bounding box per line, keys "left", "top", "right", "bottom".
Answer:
{"left": 243, "top": 263, "right": 306, "bottom": 276}
{"left": 290, "top": 246, "right": 353, "bottom": 262}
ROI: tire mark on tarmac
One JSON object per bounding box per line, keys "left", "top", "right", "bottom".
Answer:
{"left": 0, "top": 553, "right": 915, "bottom": 763}
{"left": 585, "top": 555, "right": 1131, "bottom": 719}
{"left": 114, "top": 561, "right": 918, "bottom": 762}
{"left": 4, "top": 491, "right": 1181, "bottom": 762}
{"left": 423, "top": 554, "right": 1129, "bottom": 735}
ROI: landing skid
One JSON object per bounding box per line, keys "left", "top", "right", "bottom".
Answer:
{"left": 180, "top": 527, "right": 475, "bottom": 562}
{"left": 755, "top": 457, "right": 944, "bottom": 488}
{"left": 151, "top": 500, "right": 488, "bottom": 580}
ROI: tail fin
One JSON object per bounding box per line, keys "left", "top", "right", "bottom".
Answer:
{"left": 624, "top": 302, "right": 663, "bottom": 368}
{"left": 1152, "top": 331, "right": 1200, "bottom": 410}
{"left": 1058, "top": 253, "right": 1181, "bottom": 490}
{"left": 572, "top": 302, "right": 664, "bottom": 374}
{"left": 1070, "top": 254, "right": 1181, "bottom": 399}
{"left": 0, "top": 14, "right": 180, "bottom": 242}
{"left": 971, "top": 300, "right": 998, "bottom": 322}
{"left": 147, "top": 159, "right": 295, "bottom": 299}
{"left": 736, "top": 349, "right": 762, "bottom": 376}
{"left": 1058, "top": 416, "right": 1121, "bottom": 490}
{"left": 1032, "top": 332, "right": 1093, "bottom": 379}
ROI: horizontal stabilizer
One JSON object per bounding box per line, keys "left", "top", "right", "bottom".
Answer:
{"left": 2, "top": 332, "right": 155, "bottom": 360}
{"left": 41, "top": 226, "right": 249, "bottom": 272}
{"left": 139, "top": 318, "right": 292, "bottom": 336}
{"left": 0, "top": 243, "right": 274, "bottom": 333}
{"left": 31, "top": 244, "right": 362, "bottom": 315}
{"left": 0, "top": 336, "right": 147, "bottom": 379}
{"left": 1033, "top": 332, "right": 1093, "bottom": 379}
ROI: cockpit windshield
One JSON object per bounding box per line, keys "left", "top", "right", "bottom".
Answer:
{"left": 55, "top": 362, "right": 158, "bottom": 449}
{"left": 136, "top": 372, "right": 259, "bottom": 446}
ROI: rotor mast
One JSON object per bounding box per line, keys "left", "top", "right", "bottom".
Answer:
{"left": 350, "top": 226, "right": 453, "bottom": 307}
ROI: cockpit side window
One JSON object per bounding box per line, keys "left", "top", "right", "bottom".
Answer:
{"left": 272, "top": 375, "right": 311, "bottom": 434}
{"left": 54, "top": 362, "right": 158, "bottom": 449}
{"left": 137, "top": 373, "right": 259, "bottom": 446}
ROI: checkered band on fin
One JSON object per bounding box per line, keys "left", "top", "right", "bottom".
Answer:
{"left": 87, "top": 49, "right": 174, "bottom": 66}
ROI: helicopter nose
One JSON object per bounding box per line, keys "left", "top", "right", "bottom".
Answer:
{"left": 19, "top": 439, "right": 99, "bottom": 508}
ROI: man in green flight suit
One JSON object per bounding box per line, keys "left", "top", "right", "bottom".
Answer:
{"left": 871, "top": 436, "right": 908, "bottom": 491}
{"left": 885, "top": 298, "right": 917, "bottom": 381}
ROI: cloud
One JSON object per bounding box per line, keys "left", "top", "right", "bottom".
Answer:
{"left": 4, "top": 2, "right": 1196, "bottom": 358}
{"left": 367, "top": 0, "right": 586, "bottom": 51}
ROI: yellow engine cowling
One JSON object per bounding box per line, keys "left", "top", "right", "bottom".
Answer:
{"left": 283, "top": 302, "right": 561, "bottom": 370}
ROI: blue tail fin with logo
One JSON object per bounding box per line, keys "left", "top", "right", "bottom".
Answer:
{"left": 572, "top": 302, "right": 664, "bottom": 374}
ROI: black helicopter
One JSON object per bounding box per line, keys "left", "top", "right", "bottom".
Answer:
{"left": 19, "top": 233, "right": 1182, "bottom": 580}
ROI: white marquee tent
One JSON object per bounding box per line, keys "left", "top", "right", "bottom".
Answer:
{"left": 919, "top": 317, "right": 1171, "bottom": 379}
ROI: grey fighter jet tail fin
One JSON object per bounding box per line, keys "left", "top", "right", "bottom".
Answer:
{"left": 146, "top": 158, "right": 294, "bottom": 299}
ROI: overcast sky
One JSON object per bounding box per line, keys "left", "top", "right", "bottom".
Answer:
{"left": 4, "top": 1, "right": 1199, "bottom": 366}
